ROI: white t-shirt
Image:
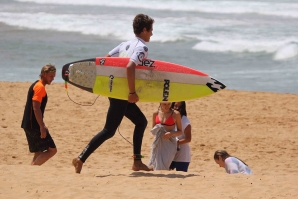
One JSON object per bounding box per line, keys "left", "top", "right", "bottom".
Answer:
{"left": 173, "top": 116, "right": 191, "bottom": 162}
{"left": 108, "top": 37, "right": 148, "bottom": 65}
{"left": 225, "top": 157, "right": 252, "bottom": 175}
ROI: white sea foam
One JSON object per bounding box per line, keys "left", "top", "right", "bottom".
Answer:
{"left": 273, "top": 43, "right": 298, "bottom": 60}
{"left": 192, "top": 36, "right": 298, "bottom": 58}
{"left": 0, "top": 12, "right": 134, "bottom": 40}
{"left": 16, "top": 0, "right": 298, "bottom": 18}
{"left": 1, "top": 10, "right": 297, "bottom": 61}
{"left": 192, "top": 39, "right": 277, "bottom": 53}
{"left": 0, "top": 12, "right": 245, "bottom": 42}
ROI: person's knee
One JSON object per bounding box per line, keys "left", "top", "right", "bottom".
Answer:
{"left": 103, "top": 128, "right": 116, "bottom": 140}
{"left": 143, "top": 117, "right": 148, "bottom": 128}
{"left": 48, "top": 147, "right": 57, "bottom": 156}
{"left": 138, "top": 117, "right": 148, "bottom": 129}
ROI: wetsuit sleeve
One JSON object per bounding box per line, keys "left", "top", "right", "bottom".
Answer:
{"left": 108, "top": 43, "right": 122, "bottom": 57}
{"left": 32, "top": 83, "right": 46, "bottom": 103}
{"left": 130, "top": 46, "right": 148, "bottom": 65}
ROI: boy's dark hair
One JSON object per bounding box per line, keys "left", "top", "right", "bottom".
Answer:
{"left": 133, "top": 14, "right": 154, "bottom": 35}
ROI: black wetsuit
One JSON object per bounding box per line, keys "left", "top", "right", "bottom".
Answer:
{"left": 78, "top": 37, "right": 149, "bottom": 162}
{"left": 78, "top": 98, "right": 147, "bottom": 162}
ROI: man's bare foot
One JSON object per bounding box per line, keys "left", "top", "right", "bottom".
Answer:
{"left": 72, "top": 158, "right": 83, "bottom": 174}
{"left": 132, "top": 160, "right": 152, "bottom": 171}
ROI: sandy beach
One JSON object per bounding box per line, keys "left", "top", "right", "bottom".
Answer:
{"left": 0, "top": 81, "right": 297, "bottom": 199}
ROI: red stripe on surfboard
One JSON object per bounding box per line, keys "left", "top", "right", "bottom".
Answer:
{"left": 95, "top": 57, "right": 208, "bottom": 76}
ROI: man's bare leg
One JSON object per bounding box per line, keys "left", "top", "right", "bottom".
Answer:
{"left": 32, "top": 148, "right": 57, "bottom": 165}
{"left": 72, "top": 158, "right": 83, "bottom": 174}
{"left": 132, "top": 160, "right": 152, "bottom": 171}
{"left": 31, "top": 152, "right": 42, "bottom": 165}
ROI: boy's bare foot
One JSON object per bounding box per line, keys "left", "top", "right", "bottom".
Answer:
{"left": 72, "top": 158, "right": 83, "bottom": 174}
{"left": 132, "top": 160, "right": 152, "bottom": 171}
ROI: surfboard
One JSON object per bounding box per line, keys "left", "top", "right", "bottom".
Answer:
{"left": 61, "top": 57, "right": 226, "bottom": 102}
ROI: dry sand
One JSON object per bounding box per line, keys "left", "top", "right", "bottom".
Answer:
{"left": 0, "top": 81, "right": 297, "bottom": 199}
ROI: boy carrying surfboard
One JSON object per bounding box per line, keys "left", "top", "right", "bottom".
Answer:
{"left": 72, "top": 13, "right": 155, "bottom": 173}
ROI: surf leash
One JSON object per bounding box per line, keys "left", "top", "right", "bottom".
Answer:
{"left": 117, "top": 126, "right": 133, "bottom": 146}
{"left": 64, "top": 74, "right": 99, "bottom": 106}
{"left": 117, "top": 127, "right": 147, "bottom": 159}
{"left": 64, "top": 73, "right": 141, "bottom": 154}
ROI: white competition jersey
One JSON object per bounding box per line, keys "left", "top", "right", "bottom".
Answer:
{"left": 108, "top": 37, "right": 148, "bottom": 65}
{"left": 174, "top": 116, "right": 191, "bottom": 162}
{"left": 225, "top": 157, "right": 252, "bottom": 175}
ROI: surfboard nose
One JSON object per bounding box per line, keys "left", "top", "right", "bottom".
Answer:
{"left": 62, "top": 63, "right": 69, "bottom": 82}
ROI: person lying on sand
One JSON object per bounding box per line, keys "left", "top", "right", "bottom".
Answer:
{"left": 214, "top": 150, "right": 252, "bottom": 175}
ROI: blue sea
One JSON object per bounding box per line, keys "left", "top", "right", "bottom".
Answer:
{"left": 0, "top": 0, "right": 297, "bottom": 94}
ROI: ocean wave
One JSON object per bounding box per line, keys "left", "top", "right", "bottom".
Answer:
{"left": 1, "top": 10, "right": 297, "bottom": 56}
{"left": 192, "top": 37, "right": 298, "bottom": 60}
{"left": 15, "top": 0, "right": 298, "bottom": 18}
{"left": 273, "top": 43, "right": 298, "bottom": 61}
{"left": 0, "top": 12, "right": 134, "bottom": 39}
{"left": 0, "top": 12, "right": 244, "bottom": 43}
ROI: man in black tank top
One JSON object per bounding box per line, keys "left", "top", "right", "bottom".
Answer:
{"left": 21, "top": 64, "right": 57, "bottom": 165}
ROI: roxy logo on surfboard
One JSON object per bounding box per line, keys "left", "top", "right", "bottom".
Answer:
{"left": 109, "top": 75, "right": 114, "bottom": 92}
{"left": 138, "top": 59, "right": 155, "bottom": 68}
{"left": 163, "top": 79, "right": 170, "bottom": 101}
